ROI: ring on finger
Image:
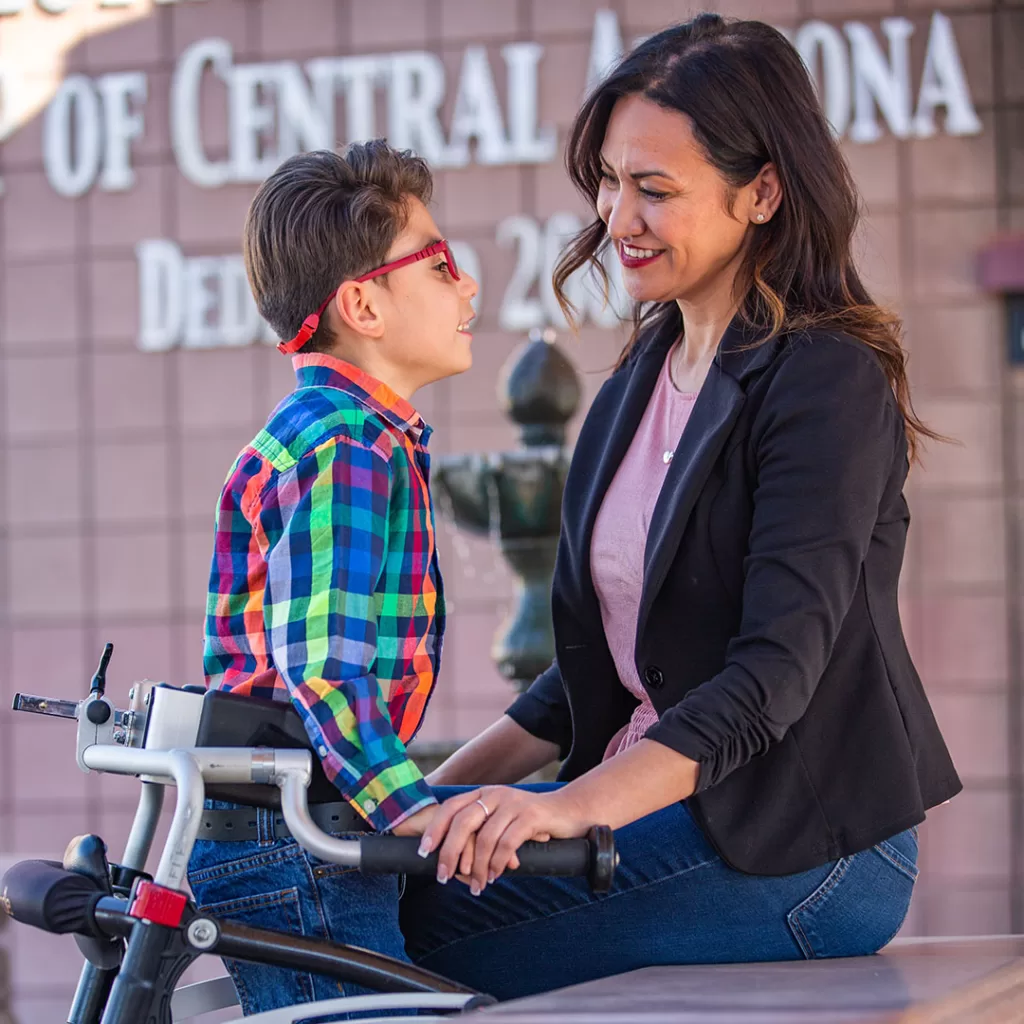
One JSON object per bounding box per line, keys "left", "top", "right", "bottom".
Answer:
{"left": 475, "top": 797, "right": 492, "bottom": 819}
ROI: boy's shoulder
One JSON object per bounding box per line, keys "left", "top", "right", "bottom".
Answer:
{"left": 247, "top": 384, "right": 399, "bottom": 479}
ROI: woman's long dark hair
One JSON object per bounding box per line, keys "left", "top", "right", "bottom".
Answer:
{"left": 553, "top": 13, "right": 938, "bottom": 461}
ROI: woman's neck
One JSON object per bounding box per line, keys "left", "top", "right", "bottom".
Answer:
{"left": 672, "top": 280, "right": 741, "bottom": 393}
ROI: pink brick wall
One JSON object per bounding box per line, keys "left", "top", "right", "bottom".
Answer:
{"left": 0, "top": 0, "right": 1020, "bottom": 1016}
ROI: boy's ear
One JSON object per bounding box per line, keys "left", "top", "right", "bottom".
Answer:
{"left": 333, "top": 280, "right": 386, "bottom": 339}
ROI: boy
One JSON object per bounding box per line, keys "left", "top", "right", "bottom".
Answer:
{"left": 187, "top": 140, "right": 478, "bottom": 1016}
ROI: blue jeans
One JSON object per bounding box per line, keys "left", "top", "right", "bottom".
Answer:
{"left": 187, "top": 803, "right": 408, "bottom": 1019}
{"left": 398, "top": 785, "right": 919, "bottom": 1001}
{"left": 188, "top": 789, "right": 918, "bottom": 1013}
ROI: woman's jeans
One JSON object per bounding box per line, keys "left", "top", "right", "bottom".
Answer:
{"left": 188, "top": 786, "right": 918, "bottom": 1014}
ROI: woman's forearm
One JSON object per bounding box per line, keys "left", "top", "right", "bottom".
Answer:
{"left": 425, "top": 714, "right": 561, "bottom": 786}
{"left": 558, "top": 738, "right": 701, "bottom": 831}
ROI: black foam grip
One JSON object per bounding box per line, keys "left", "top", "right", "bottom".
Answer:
{"left": 1, "top": 859, "right": 103, "bottom": 936}
{"left": 359, "top": 835, "right": 590, "bottom": 878}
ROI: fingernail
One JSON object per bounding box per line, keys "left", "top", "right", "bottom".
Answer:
{"left": 470, "top": 882, "right": 481, "bottom": 897}
{"left": 418, "top": 840, "right": 432, "bottom": 858}
{"left": 487, "top": 873, "right": 495, "bottom": 885}
{"left": 436, "top": 865, "right": 449, "bottom": 884}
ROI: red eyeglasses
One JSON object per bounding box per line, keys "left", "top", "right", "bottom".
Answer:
{"left": 277, "top": 239, "right": 461, "bottom": 355}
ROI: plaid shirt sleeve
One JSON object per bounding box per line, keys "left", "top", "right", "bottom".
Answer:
{"left": 261, "top": 434, "right": 437, "bottom": 832}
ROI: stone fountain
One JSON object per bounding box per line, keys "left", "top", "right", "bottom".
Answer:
{"left": 433, "top": 326, "right": 581, "bottom": 690}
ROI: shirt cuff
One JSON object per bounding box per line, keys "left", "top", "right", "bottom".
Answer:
{"left": 346, "top": 758, "right": 438, "bottom": 832}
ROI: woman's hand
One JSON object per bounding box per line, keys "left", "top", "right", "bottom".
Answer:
{"left": 418, "top": 786, "right": 593, "bottom": 894}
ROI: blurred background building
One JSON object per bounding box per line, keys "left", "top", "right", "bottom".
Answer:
{"left": 0, "top": 0, "right": 1020, "bottom": 1018}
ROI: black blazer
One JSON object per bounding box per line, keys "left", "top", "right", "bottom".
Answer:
{"left": 507, "top": 315, "right": 961, "bottom": 875}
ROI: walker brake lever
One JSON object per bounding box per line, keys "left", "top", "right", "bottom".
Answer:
{"left": 12, "top": 693, "right": 81, "bottom": 719}
{"left": 12, "top": 693, "right": 132, "bottom": 728}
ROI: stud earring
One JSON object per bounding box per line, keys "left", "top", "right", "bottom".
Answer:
{"left": 756, "top": 213, "right": 765, "bottom": 222}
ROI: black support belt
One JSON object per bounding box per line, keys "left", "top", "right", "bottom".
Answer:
{"left": 198, "top": 801, "right": 369, "bottom": 842}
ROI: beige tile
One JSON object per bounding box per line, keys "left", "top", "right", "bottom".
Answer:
{"left": 2, "top": 170, "right": 78, "bottom": 260}
{"left": 3, "top": 354, "right": 82, "bottom": 442}
{"left": 807, "top": 0, "right": 895, "bottom": 13}
{"left": 915, "top": 495, "right": 1007, "bottom": 588}
{"left": 536, "top": 39, "right": 591, "bottom": 132}
{"left": 917, "top": 882, "right": 1013, "bottom": 936}
{"left": 916, "top": 593, "right": 1009, "bottom": 688}
{"left": 720, "top": 0, "right": 799, "bottom": 19}
{"left": 5, "top": 442, "right": 84, "bottom": 530}
{"left": 92, "top": 529, "right": 173, "bottom": 617}
{"left": 842, "top": 136, "right": 900, "bottom": 209}
{"left": 434, "top": 527, "right": 515, "bottom": 607}
{"left": 441, "top": 0, "right": 521, "bottom": 41}
{"left": 7, "top": 532, "right": 84, "bottom": 621}
{"left": 3, "top": 261, "right": 83, "bottom": 352}
{"left": 10, "top": 718, "right": 90, "bottom": 810}
{"left": 437, "top": 165, "right": 527, "bottom": 233}
{"left": 183, "top": 523, "right": 216, "bottom": 617}
{"left": 904, "top": 301, "right": 1002, "bottom": 396}
{"left": 176, "top": 347, "right": 260, "bottom": 433}
{"left": 179, "top": 431, "right": 250, "bottom": 521}
{"left": 534, "top": 150, "right": 593, "bottom": 220}
{"left": 908, "top": 112, "right": 997, "bottom": 204}
{"left": 258, "top": 0, "right": 342, "bottom": 57}
{"left": 911, "top": 396, "right": 1002, "bottom": 489}
{"left": 854, "top": 211, "right": 903, "bottom": 306}
{"left": 6, "top": 625, "right": 90, "bottom": 708}
{"left": 1004, "top": 108, "right": 1024, "bottom": 206}
{"left": 530, "top": 0, "right": 615, "bottom": 36}
{"left": 999, "top": 10, "right": 1024, "bottom": 103}
{"left": 91, "top": 620, "right": 179, "bottom": 696}
{"left": 918, "top": 787, "right": 1011, "bottom": 882}
{"left": 90, "top": 258, "right": 142, "bottom": 350}
{"left": 91, "top": 349, "right": 171, "bottom": 435}
{"left": 92, "top": 438, "right": 171, "bottom": 525}
{"left": 87, "top": 162, "right": 170, "bottom": 252}
{"left": 928, "top": 692, "right": 1010, "bottom": 783}
{"left": 350, "top": 0, "right": 428, "bottom": 50}
{"left": 172, "top": 0, "right": 251, "bottom": 57}
{"left": 84, "top": 6, "right": 163, "bottom": 71}
{"left": 175, "top": 176, "right": 257, "bottom": 248}
{"left": 623, "top": 0, "right": 720, "bottom": 34}
{"left": 910, "top": 207, "right": 998, "bottom": 302}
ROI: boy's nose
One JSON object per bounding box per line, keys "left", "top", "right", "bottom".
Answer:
{"left": 460, "top": 272, "right": 479, "bottom": 300}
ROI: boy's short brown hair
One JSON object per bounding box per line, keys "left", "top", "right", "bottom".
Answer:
{"left": 244, "top": 140, "right": 433, "bottom": 353}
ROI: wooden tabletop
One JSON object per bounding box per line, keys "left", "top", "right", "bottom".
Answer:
{"left": 473, "top": 936, "right": 1024, "bottom": 1023}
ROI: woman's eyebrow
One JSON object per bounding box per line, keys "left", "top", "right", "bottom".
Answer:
{"left": 599, "top": 154, "right": 676, "bottom": 181}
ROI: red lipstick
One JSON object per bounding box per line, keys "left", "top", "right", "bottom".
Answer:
{"left": 619, "top": 242, "right": 665, "bottom": 268}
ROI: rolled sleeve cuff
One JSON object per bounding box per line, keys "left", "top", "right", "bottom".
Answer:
{"left": 328, "top": 753, "right": 438, "bottom": 832}
{"left": 505, "top": 693, "right": 572, "bottom": 759}
{"left": 644, "top": 719, "right": 712, "bottom": 793}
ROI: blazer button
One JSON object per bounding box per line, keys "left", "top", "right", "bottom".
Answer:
{"left": 644, "top": 665, "right": 664, "bottom": 689}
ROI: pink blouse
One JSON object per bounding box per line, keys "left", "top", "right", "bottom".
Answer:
{"left": 590, "top": 342, "right": 697, "bottom": 760}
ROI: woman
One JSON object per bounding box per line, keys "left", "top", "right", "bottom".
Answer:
{"left": 399, "top": 13, "right": 961, "bottom": 999}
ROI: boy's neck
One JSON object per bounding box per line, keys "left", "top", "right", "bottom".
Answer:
{"left": 319, "top": 342, "right": 418, "bottom": 401}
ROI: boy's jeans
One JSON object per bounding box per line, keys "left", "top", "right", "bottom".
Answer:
{"left": 187, "top": 804, "right": 408, "bottom": 1018}
{"left": 187, "top": 787, "right": 918, "bottom": 1015}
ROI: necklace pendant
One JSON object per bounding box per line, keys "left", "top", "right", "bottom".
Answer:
{"left": 663, "top": 450, "right": 673, "bottom": 464}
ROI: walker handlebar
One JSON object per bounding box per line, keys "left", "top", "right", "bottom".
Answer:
{"left": 359, "top": 828, "right": 618, "bottom": 892}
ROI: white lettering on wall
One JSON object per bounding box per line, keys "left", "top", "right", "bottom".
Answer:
{"left": 171, "top": 37, "right": 232, "bottom": 187}
{"left": 794, "top": 21, "right": 850, "bottom": 138}
{"left": 913, "top": 11, "right": 982, "bottom": 137}
{"left": 32, "top": 12, "right": 983, "bottom": 201}
{"left": 846, "top": 17, "right": 914, "bottom": 142}
{"left": 1, "top": 0, "right": 206, "bottom": 13}
{"left": 497, "top": 213, "right": 627, "bottom": 332}
{"left": 43, "top": 75, "right": 103, "bottom": 197}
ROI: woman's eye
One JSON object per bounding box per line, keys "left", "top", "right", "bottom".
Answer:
{"left": 640, "top": 188, "right": 668, "bottom": 200}
{"left": 600, "top": 171, "right": 617, "bottom": 186}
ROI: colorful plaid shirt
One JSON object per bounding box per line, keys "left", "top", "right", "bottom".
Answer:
{"left": 204, "top": 353, "right": 442, "bottom": 831}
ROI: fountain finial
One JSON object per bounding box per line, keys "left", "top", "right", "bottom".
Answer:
{"left": 499, "top": 327, "right": 581, "bottom": 447}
